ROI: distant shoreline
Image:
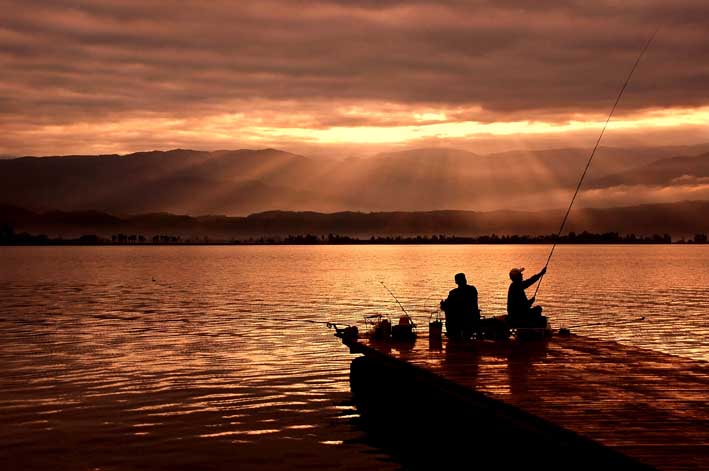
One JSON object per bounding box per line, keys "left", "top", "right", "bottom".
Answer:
{"left": 4, "top": 201, "right": 709, "bottom": 243}
{"left": 2, "top": 231, "right": 707, "bottom": 246}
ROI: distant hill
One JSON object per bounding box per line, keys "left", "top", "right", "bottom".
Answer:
{"left": 1, "top": 144, "right": 708, "bottom": 215}
{"left": 0, "top": 148, "right": 333, "bottom": 215}
{"left": 2, "top": 201, "right": 708, "bottom": 239}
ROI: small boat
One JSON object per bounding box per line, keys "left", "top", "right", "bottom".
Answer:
{"left": 333, "top": 311, "right": 557, "bottom": 346}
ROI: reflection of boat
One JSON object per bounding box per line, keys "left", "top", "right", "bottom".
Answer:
{"left": 339, "top": 333, "right": 709, "bottom": 471}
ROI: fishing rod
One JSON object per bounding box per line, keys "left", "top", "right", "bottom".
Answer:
{"left": 563, "top": 316, "right": 645, "bottom": 330}
{"left": 533, "top": 28, "right": 659, "bottom": 298}
{"left": 380, "top": 281, "right": 416, "bottom": 327}
{"left": 259, "top": 317, "right": 348, "bottom": 328}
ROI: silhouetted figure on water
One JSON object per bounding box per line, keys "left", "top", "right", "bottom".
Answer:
{"left": 440, "top": 273, "right": 480, "bottom": 339}
{"left": 507, "top": 266, "right": 547, "bottom": 328}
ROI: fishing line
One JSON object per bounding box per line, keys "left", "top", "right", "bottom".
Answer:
{"left": 256, "top": 317, "right": 347, "bottom": 328}
{"left": 563, "top": 316, "right": 645, "bottom": 330}
{"left": 533, "top": 28, "right": 659, "bottom": 298}
{"left": 268, "top": 318, "right": 330, "bottom": 324}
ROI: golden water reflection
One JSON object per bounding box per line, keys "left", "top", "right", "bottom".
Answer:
{"left": 0, "top": 245, "right": 707, "bottom": 470}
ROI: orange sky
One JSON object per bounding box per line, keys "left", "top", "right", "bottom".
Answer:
{"left": 1, "top": 1, "right": 708, "bottom": 157}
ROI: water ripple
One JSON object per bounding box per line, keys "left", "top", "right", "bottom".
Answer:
{"left": 0, "top": 245, "right": 707, "bottom": 470}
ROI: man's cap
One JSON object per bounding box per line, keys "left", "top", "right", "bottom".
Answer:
{"left": 509, "top": 267, "right": 525, "bottom": 278}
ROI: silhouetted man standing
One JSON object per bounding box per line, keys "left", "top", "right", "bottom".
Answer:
{"left": 507, "top": 266, "right": 547, "bottom": 327}
{"left": 440, "top": 273, "right": 480, "bottom": 339}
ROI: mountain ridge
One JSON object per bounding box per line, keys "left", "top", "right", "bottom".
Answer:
{"left": 1, "top": 144, "right": 708, "bottom": 215}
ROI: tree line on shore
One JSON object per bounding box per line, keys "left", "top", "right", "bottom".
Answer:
{"left": 2, "top": 223, "right": 708, "bottom": 245}
{"left": 0, "top": 225, "right": 193, "bottom": 245}
{"left": 253, "top": 232, "right": 706, "bottom": 245}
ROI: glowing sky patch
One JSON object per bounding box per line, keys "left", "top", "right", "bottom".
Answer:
{"left": 7, "top": 106, "right": 707, "bottom": 156}
{"left": 247, "top": 107, "right": 709, "bottom": 144}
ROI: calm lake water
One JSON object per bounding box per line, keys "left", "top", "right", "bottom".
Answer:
{"left": 1, "top": 245, "right": 707, "bottom": 470}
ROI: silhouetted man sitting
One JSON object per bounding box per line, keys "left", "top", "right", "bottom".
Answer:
{"left": 507, "top": 266, "right": 547, "bottom": 328}
{"left": 440, "top": 273, "right": 480, "bottom": 339}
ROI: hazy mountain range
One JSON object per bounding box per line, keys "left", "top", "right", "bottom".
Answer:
{"left": 2, "top": 201, "right": 708, "bottom": 239}
{"left": 2, "top": 144, "right": 709, "bottom": 215}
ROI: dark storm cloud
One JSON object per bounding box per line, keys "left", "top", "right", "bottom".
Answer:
{"left": 0, "top": 0, "right": 708, "bottom": 153}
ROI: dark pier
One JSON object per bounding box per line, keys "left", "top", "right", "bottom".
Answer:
{"left": 346, "top": 335, "right": 708, "bottom": 471}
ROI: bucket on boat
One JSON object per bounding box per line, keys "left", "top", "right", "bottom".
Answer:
{"left": 429, "top": 309, "right": 443, "bottom": 340}
{"left": 429, "top": 320, "right": 443, "bottom": 339}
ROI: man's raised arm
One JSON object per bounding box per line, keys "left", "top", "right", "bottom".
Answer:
{"left": 522, "top": 266, "right": 547, "bottom": 289}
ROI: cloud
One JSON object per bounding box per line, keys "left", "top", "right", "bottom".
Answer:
{"left": 580, "top": 182, "right": 709, "bottom": 208}
{"left": 0, "top": 0, "right": 708, "bottom": 155}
